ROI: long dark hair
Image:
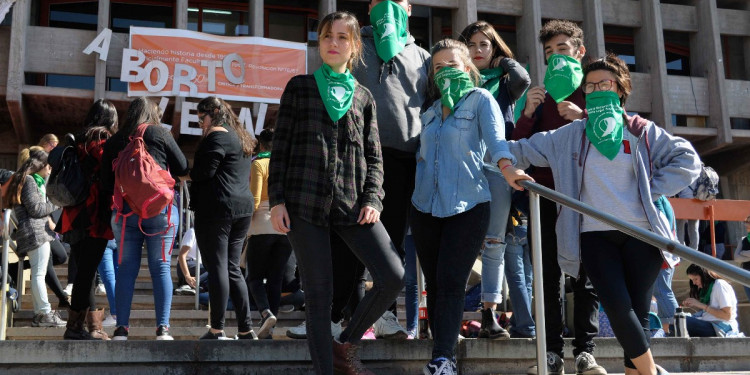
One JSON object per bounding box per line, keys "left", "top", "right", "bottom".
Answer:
{"left": 196, "top": 96, "right": 255, "bottom": 156}
{"left": 84, "top": 99, "right": 119, "bottom": 134}
{"left": 458, "top": 21, "right": 515, "bottom": 62}
{"left": 119, "top": 97, "right": 162, "bottom": 136}
{"left": 686, "top": 264, "right": 719, "bottom": 299}
{"left": 4, "top": 149, "right": 49, "bottom": 209}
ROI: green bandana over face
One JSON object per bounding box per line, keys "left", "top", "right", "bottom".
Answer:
{"left": 434, "top": 67, "right": 475, "bottom": 113}
{"left": 370, "top": 1, "right": 409, "bottom": 62}
{"left": 480, "top": 67, "right": 504, "bottom": 99}
{"left": 544, "top": 54, "right": 583, "bottom": 103}
{"left": 585, "top": 91, "right": 625, "bottom": 161}
{"left": 313, "top": 64, "right": 356, "bottom": 122}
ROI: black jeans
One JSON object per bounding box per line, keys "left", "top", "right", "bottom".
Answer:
{"left": 246, "top": 234, "right": 293, "bottom": 315}
{"left": 530, "top": 198, "right": 599, "bottom": 357}
{"left": 330, "top": 232, "right": 366, "bottom": 323}
{"left": 580, "top": 231, "right": 663, "bottom": 369}
{"left": 70, "top": 237, "right": 108, "bottom": 311}
{"left": 286, "top": 214, "right": 404, "bottom": 375}
{"left": 195, "top": 215, "right": 253, "bottom": 332}
{"left": 411, "top": 202, "right": 490, "bottom": 360}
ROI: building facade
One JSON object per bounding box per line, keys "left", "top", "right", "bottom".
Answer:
{"left": 1, "top": 0, "right": 750, "bottom": 238}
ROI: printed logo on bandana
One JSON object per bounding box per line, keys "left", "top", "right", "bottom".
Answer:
{"left": 376, "top": 16, "right": 399, "bottom": 44}
{"left": 551, "top": 56, "right": 567, "bottom": 71}
{"left": 329, "top": 85, "right": 349, "bottom": 104}
{"left": 596, "top": 117, "right": 618, "bottom": 139}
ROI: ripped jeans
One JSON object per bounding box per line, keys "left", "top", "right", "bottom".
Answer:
{"left": 480, "top": 165, "right": 512, "bottom": 304}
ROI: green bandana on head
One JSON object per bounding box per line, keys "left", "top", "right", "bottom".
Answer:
{"left": 544, "top": 54, "right": 583, "bottom": 103}
{"left": 370, "top": 1, "right": 409, "bottom": 62}
{"left": 313, "top": 64, "right": 356, "bottom": 122}
{"left": 480, "top": 67, "right": 504, "bottom": 99}
{"left": 434, "top": 67, "right": 475, "bottom": 113}
{"left": 585, "top": 91, "right": 625, "bottom": 161}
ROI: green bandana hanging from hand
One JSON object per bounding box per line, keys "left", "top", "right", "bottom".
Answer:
{"left": 434, "top": 67, "right": 475, "bottom": 113}
{"left": 585, "top": 91, "right": 625, "bottom": 160}
{"left": 313, "top": 64, "right": 356, "bottom": 122}
{"left": 480, "top": 67, "right": 504, "bottom": 98}
{"left": 544, "top": 54, "right": 583, "bottom": 103}
{"left": 370, "top": 0, "right": 409, "bottom": 62}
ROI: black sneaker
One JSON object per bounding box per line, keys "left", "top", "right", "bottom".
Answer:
{"left": 199, "top": 329, "right": 232, "bottom": 340}
{"left": 156, "top": 325, "right": 174, "bottom": 340}
{"left": 236, "top": 330, "right": 259, "bottom": 340}
{"left": 113, "top": 326, "right": 129, "bottom": 341}
{"left": 257, "top": 309, "right": 277, "bottom": 339}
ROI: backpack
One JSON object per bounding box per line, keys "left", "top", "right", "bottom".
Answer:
{"left": 47, "top": 142, "right": 89, "bottom": 207}
{"left": 112, "top": 123, "right": 176, "bottom": 263}
{"left": 691, "top": 164, "right": 719, "bottom": 201}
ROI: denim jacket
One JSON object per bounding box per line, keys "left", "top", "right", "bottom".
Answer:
{"left": 412, "top": 88, "right": 515, "bottom": 218}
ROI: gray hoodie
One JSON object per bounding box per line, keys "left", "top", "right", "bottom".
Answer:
{"left": 352, "top": 26, "right": 430, "bottom": 153}
{"left": 508, "top": 115, "right": 701, "bottom": 277}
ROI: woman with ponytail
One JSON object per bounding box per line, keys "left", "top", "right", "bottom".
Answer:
{"left": 191, "top": 96, "right": 258, "bottom": 340}
{"left": 5, "top": 149, "right": 65, "bottom": 327}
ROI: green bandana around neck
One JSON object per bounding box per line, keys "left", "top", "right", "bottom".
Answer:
{"left": 370, "top": 0, "right": 409, "bottom": 62}
{"left": 698, "top": 280, "right": 714, "bottom": 306}
{"left": 480, "top": 67, "right": 504, "bottom": 99}
{"left": 543, "top": 54, "right": 583, "bottom": 103}
{"left": 32, "top": 173, "right": 46, "bottom": 196}
{"left": 313, "top": 64, "right": 356, "bottom": 122}
{"left": 585, "top": 91, "right": 625, "bottom": 160}
{"left": 256, "top": 151, "right": 271, "bottom": 159}
{"left": 434, "top": 67, "right": 475, "bottom": 113}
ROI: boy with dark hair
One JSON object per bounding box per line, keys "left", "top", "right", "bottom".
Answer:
{"left": 512, "top": 19, "right": 606, "bottom": 375}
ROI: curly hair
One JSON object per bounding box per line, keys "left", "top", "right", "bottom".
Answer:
{"left": 539, "top": 19, "right": 584, "bottom": 48}
{"left": 583, "top": 53, "right": 632, "bottom": 106}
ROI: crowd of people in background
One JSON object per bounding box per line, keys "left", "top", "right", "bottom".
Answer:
{"left": 4, "top": 1, "right": 750, "bottom": 375}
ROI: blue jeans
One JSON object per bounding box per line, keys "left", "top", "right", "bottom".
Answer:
{"left": 404, "top": 233, "right": 419, "bottom": 334}
{"left": 653, "top": 267, "right": 678, "bottom": 325}
{"left": 504, "top": 224, "right": 535, "bottom": 337}
{"left": 481, "top": 167, "right": 512, "bottom": 304}
{"left": 112, "top": 202, "right": 178, "bottom": 328}
{"left": 97, "top": 239, "right": 118, "bottom": 316}
{"left": 685, "top": 316, "right": 719, "bottom": 337}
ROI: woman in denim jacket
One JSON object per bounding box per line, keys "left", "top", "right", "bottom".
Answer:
{"left": 411, "top": 38, "right": 515, "bottom": 375}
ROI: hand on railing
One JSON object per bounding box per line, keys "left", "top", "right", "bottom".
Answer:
{"left": 499, "top": 162, "right": 535, "bottom": 191}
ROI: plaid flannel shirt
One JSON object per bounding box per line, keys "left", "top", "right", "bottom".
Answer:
{"left": 269, "top": 74, "right": 384, "bottom": 227}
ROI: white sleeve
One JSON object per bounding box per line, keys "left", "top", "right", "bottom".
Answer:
{"left": 711, "top": 279, "right": 737, "bottom": 310}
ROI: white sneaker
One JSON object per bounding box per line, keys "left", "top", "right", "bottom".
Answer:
{"left": 373, "top": 310, "right": 408, "bottom": 340}
{"left": 95, "top": 283, "right": 107, "bottom": 295}
{"left": 64, "top": 284, "right": 73, "bottom": 296}
{"left": 286, "top": 321, "right": 307, "bottom": 339}
{"left": 102, "top": 313, "right": 117, "bottom": 327}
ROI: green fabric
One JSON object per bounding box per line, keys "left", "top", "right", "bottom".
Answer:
{"left": 256, "top": 151, "right": 271, "bottom": 159}
{"left": 313, "top": 64, "right": 356, "bottom": 122}
{"left": 585, "top": 91, "right": 625, "bottom": 160}
{"left": 480, "top": 67, "right": 504, "bottom": 99}
{"left": 32, "top": 173, "right": 46, "bottom": 197}
{"left": 653, "top": 195, "right": 675, "bottom": 232}
{"left": 699, "top": 280, "right": 715, "bottom": 306}
{"left": 543, "top": 54, "right": 583, "bottom": 103}
{"left": 434, "top": 67, "right": 475, "bottom": 113}
{"left": 369, "top": 0, "right": 409, "bottom": 62}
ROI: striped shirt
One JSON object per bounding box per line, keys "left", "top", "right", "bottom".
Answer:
{"left": 269, "top": 74, "right": 384, "bottom": 227}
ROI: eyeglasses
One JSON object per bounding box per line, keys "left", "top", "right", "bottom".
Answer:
{"left": 582, "top": 79, "right": 616, "bottom": 94}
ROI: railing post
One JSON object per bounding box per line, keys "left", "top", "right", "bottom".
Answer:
{"left": 529, "top": 191, "right": 547, "bottom": 375}
{"left": 1, "top": 210, "right": 13, "bottom": 340}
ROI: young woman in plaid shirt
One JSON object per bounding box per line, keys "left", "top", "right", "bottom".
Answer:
{"left": 269, "top": 11, "right": 404, "bottom": 375}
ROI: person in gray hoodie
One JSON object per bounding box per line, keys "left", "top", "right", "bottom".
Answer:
{"left": 346, "top": 0, "right": 430, "bottom": 339}
{"left": 500, "top": 55, "right": 700, "bottom": 375}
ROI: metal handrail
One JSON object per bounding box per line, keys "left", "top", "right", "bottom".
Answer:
{"left": 520, "top": 180, "right": 750, "bottom": 375}
{"left": 1, "top": 209, "right": 13, "bottom": 340}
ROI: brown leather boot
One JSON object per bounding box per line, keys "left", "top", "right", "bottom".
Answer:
{"left": 64, "top": 308, "right": 95, "bottom": 340}
{"left": 332, "top": 338, "right": 375, "bottom": 375}
{"left": 86, "top": 308, "right": 110, "bottom": 340}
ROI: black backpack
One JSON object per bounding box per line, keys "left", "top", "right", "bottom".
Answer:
{"left": 47, "top": 136, "right": 89, "bottom": 207}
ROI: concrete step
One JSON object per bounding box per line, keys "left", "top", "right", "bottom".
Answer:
{"left": 20, "top": 294, "right": 199, "bottom": 310}
{"left": 52, "top": 266, "right": 179, "bottom": 284}
{"left": 0, "top": 338, "right": 748, "bottom": 374}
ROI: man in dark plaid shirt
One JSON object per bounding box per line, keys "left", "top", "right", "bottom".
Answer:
{"left": 268, "top": 74, "right": 384, "bottom": 227}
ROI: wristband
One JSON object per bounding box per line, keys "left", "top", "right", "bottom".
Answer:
{"left": 501, "top": 164, "right": 513, "bottom": 172}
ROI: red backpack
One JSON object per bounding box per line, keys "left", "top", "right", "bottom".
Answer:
{"left": 112, "top": 123, "right": 176, "bottom": 263}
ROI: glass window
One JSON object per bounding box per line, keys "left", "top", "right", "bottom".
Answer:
{"left": 721, "top": 35, "right": 747, "bottom": 80}
{"left": 477, "top": 13, "right": 518, "bottom": 56}
{"left": 49, "top": 2, "right": 98, "bottom": 30}
{"left": 663, "top": 31, "right": 690, "bottom": 76}
{"left": 47, "top": 74, "right": 95, "bottom": 90}
{"left": 1, "top": 4, "right": 12, "bottom": 26}
{"left": 730, "top": 118, "right": 750, "bottom": 130}
{"left": 108, "top": 77, "right": 128, "bottom": 93}
{"left": 111, "top": 3, "right": 172, "bottom": 33}
{"left": 604, "top": 26, "right": 636, "bottom": 72}
{"left": 268, "top": 11, "right": 306, "bottom": 42}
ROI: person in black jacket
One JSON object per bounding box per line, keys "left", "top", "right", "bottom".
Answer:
{"left": 101, "top": 97, "right": 189, "bottom": 341}
{"left": 191, "top": 96, "right": 258, "bottom": 340}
